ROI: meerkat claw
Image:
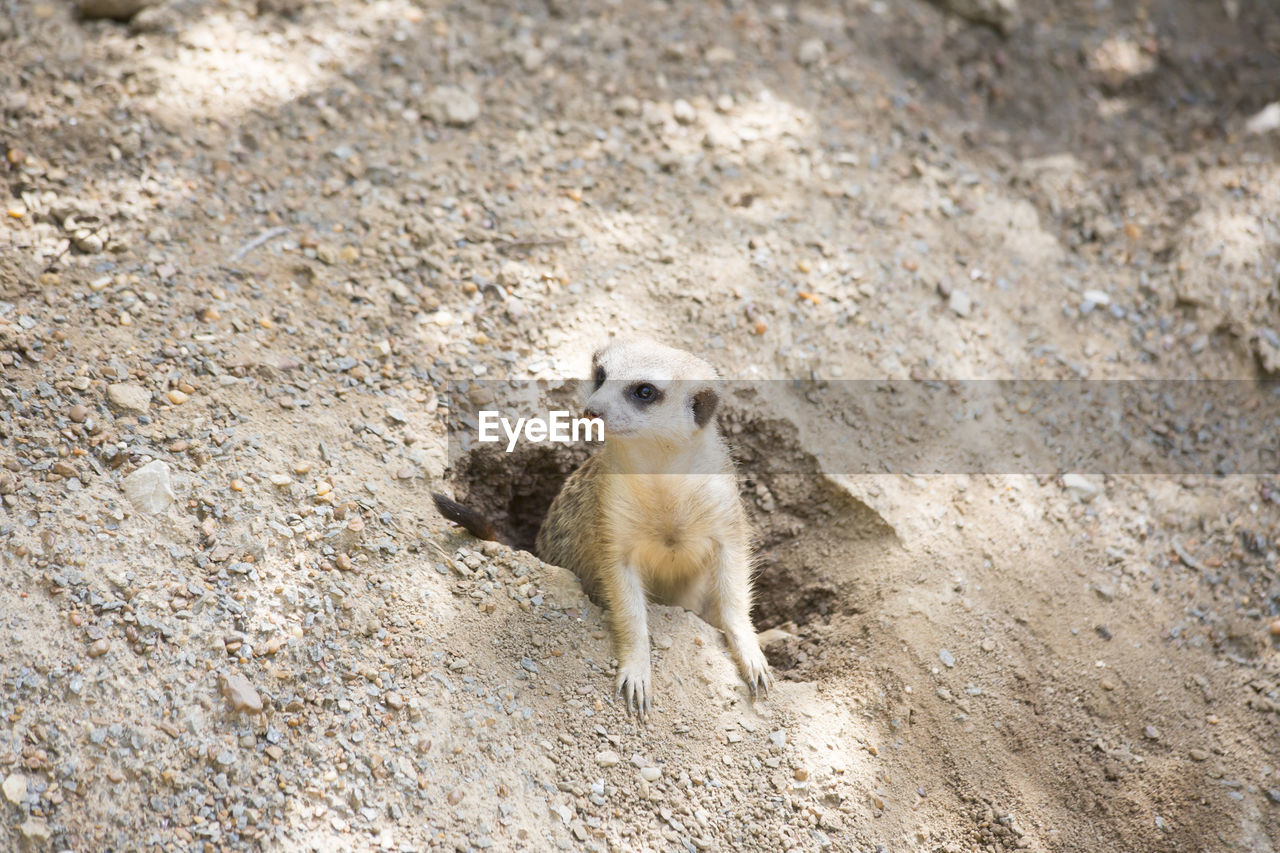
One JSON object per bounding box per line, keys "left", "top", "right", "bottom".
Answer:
{"left": 756, "top": 665, "right": 773, "bottom": 698}
{"left": 617, "top": 667, "right": 651, "bottom": 720}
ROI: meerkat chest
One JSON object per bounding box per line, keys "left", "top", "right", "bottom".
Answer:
{"left": 608, "top": 475, "right": 734, "bottom": 578}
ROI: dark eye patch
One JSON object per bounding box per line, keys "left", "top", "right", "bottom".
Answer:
{"left": 627, "top": 382, "right": 663, "bottom": 406}
{"left": 593, "top": 365, "right": 606, "bottom": 389}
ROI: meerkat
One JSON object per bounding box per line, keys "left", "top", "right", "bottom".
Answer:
{"left": 433, "top": 339, "right": 771, "bottom": 717}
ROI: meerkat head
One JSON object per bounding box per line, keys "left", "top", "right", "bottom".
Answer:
{"left": 583, "top": 339, "right": 720, "bottom": 445}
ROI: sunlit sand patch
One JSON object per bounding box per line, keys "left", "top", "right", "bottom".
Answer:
{"left": 135, "top": 0, "right": 420, "bottom": 122}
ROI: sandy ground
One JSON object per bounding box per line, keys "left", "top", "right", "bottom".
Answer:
{"left": 2, "top": 0, "right": 1280, "bottom": 851}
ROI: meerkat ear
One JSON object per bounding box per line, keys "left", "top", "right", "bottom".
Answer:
{"left": 691, "top": 387, "right": 719, "bottom": 428}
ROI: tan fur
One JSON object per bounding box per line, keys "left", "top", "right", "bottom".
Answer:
{"left": 535, "top": 339, "right": 770, "bottom": 717}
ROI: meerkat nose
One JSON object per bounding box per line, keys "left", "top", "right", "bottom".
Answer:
{"left": 584, "top": 406, "right": 602, "bottom": 420}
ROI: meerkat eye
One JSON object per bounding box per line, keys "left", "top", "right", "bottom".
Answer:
{"left": 631, "top": 383, "right": 657, "bottom": 402}
{"left": 593, "top": 365, "right": 606, "bottom": 389}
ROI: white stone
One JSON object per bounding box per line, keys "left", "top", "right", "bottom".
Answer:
{"left": 797, "top": 38, "right": 826, "bottom": 66}
{"left": 520, "top": 47, "right": 545, "bottom": 72}
{"left": 106, "top": 382, "right": 151, "bottom": 415}
{"left": 122, "top": 460, "right": 176, "bottom": 514}
{"left": 3, "top": 773, "right": 26, "bottom": 805}
{"left": 948, "top": 290, "right": 972, "bottom": 317}
{"left": 612, "top": 96, "right": 641, "bottom": 117}
{"left": 1062, "top": 473, "right": 1100, "bottom": 502}
{"left": 18, "top": 818, "right": 51, "bottom": 844}
{"left": 425, "top": 86, "right": 480, "bottom": 127}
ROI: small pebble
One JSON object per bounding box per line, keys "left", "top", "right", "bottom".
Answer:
{"left": 948, "top": 290, "right": 972, "bottom": 317}
{"left": 425, "top": 86, "right": 481, "bottom": 126}
{"left": 2, "top": 773, "right": 27, "bottom": 804}
{"left": 123, "top": 460, "right": 175, "bottom": 514}
{"left": 797, "top": 38, "right": 825, "bottom": 66}
{"left": 17, "top": 819, "right": 51, "bottom": 844}
{"left": 1062, "top": 473, "right": 1100, "bottom": 502}
{"left": 218, "top": 672, "right": 264, "bottom": 714}
{"left": 106, "top": 382, "right": 151, "bottom": 415}
{"left": 595, "top": 750, "right": 620, "bottom": 767}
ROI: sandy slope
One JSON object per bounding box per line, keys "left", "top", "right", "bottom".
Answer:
{"left": 1, "top": 0, "right": 1278, "bottom": 850}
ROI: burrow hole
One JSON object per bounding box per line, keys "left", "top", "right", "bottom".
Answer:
{"left": 440, "top": 409, "right": 897, "bottom": 669}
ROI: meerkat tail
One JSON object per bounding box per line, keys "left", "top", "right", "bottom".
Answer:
{"left": 431, "top": 493, "right": 501, "bottom": 543}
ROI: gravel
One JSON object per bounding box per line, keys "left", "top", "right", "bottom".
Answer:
{"left": 1, "top": 1, "right": 1276, "bottom": 852}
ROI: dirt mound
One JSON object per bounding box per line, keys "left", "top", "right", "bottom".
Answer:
{"left": 1, "top": 0, "right": 1278, "bottom": 850}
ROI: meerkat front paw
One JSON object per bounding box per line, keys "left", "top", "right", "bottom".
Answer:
{"left": 732, "top": 633, "right": 772, "bottom": 699}
{"left": 616, "top": 657, "right": 652, "bottom": 719}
